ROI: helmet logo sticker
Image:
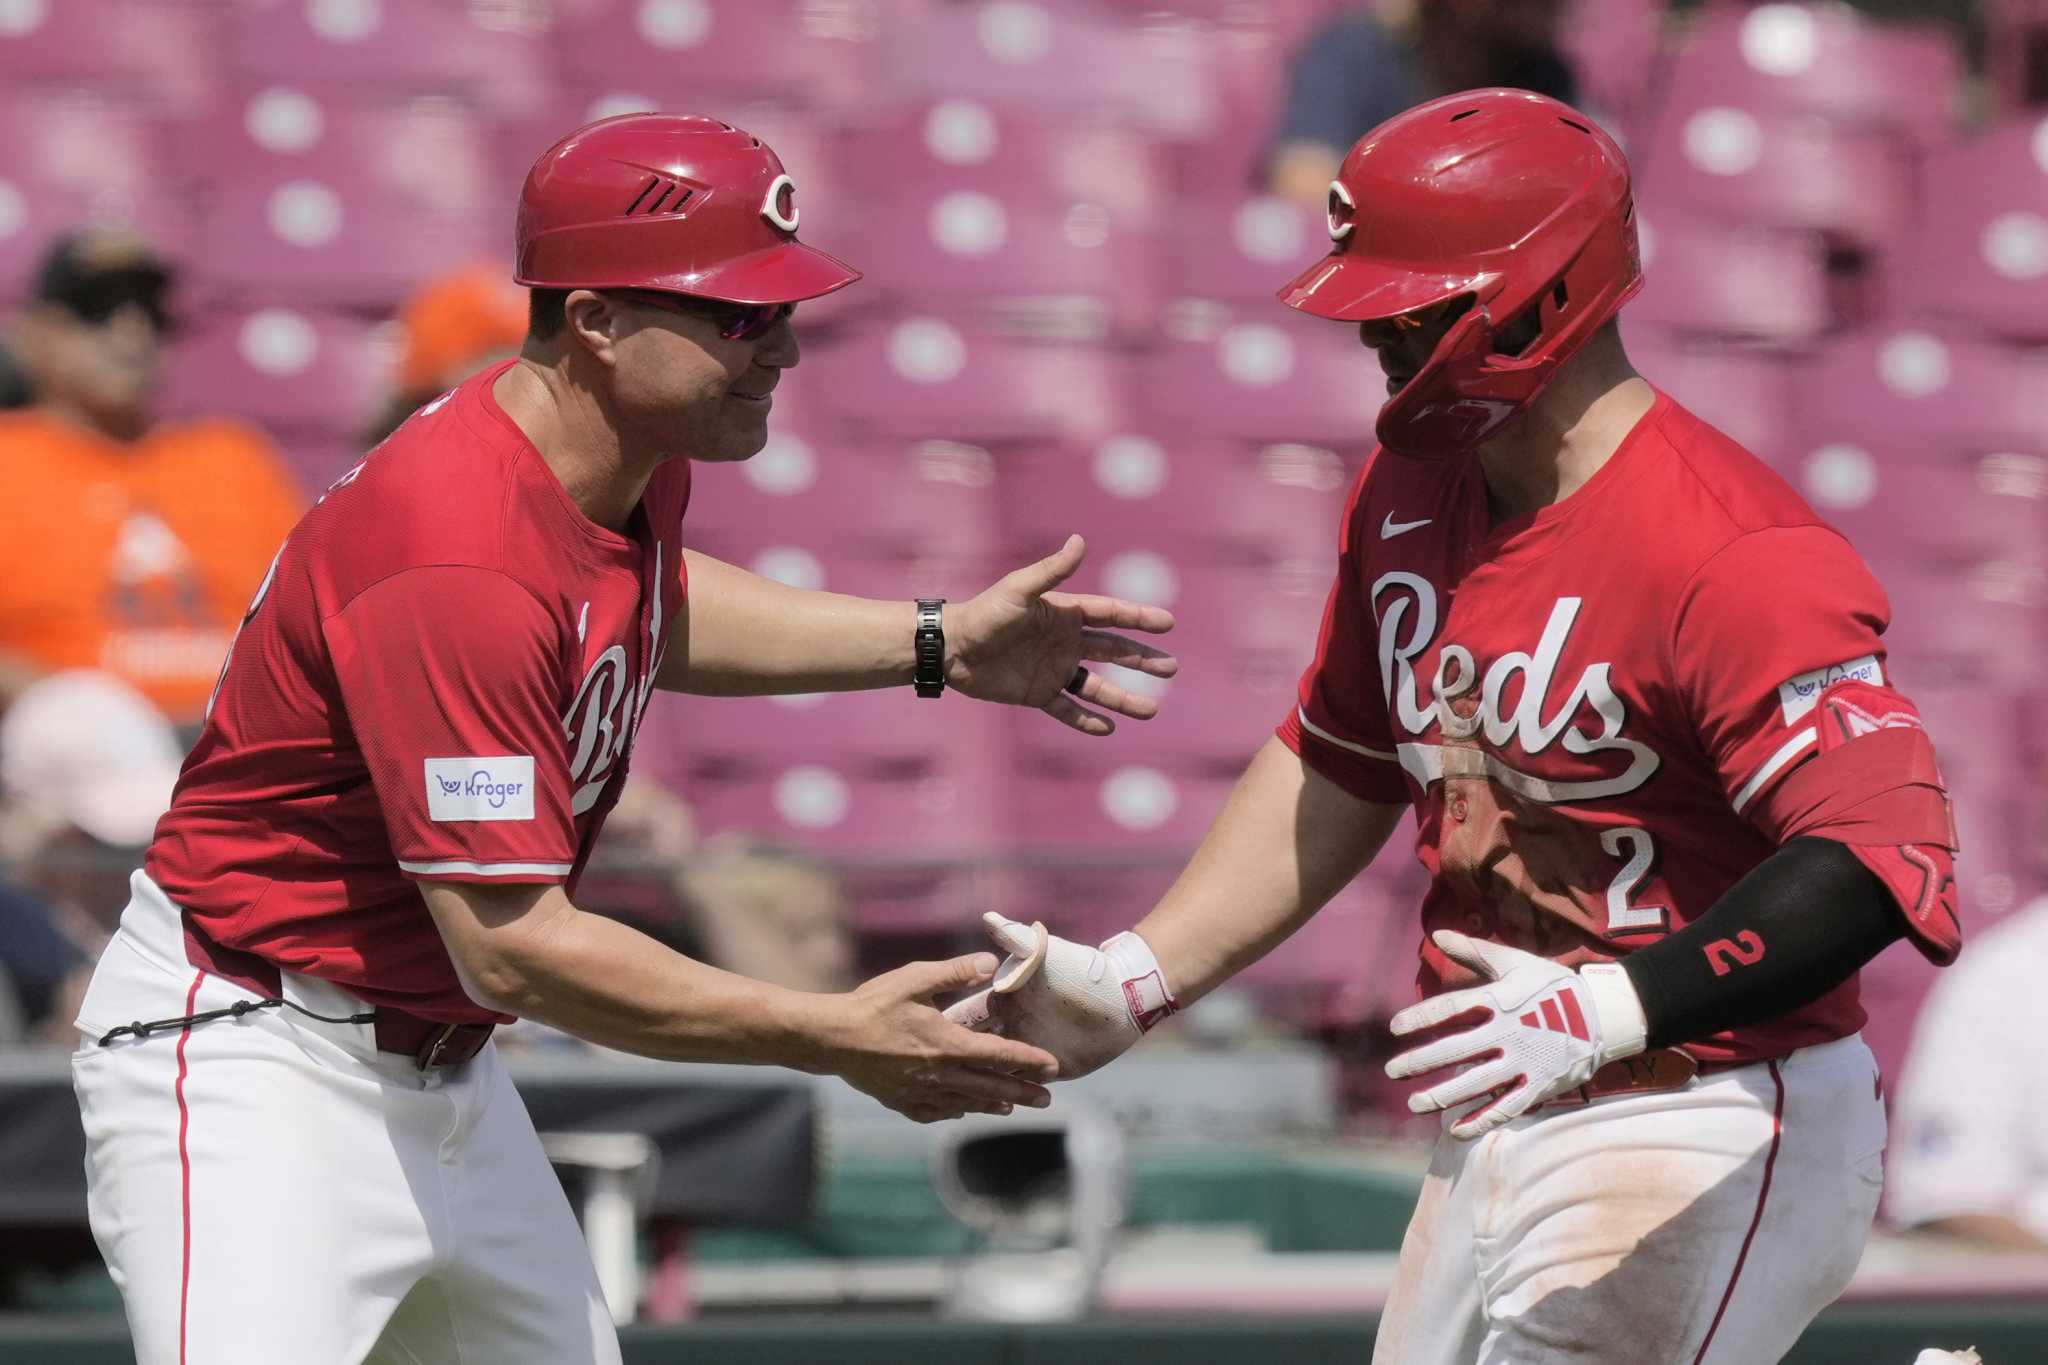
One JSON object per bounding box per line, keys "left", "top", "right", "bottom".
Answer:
{"left": 1326, "top": 179, "right": 1355, "bottom": 242}
{"left": 761, "top": 173, "right": 799, "bottom": 232}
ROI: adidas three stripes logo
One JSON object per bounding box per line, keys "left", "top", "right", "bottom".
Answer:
{"left": 1518, "top": 990, "right": 1590, "bottom": 1042}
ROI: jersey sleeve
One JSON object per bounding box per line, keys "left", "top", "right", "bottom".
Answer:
{"left": 1276, "top": 463, "right": 1407, "bottom": 803}
{"left": 1669, "top": 526, "right": 1891, "bottom": 828}
{"left": 322, "top": 566, "right": 578, "bottom": 884}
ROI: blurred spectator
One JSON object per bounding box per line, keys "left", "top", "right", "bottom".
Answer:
{"left": 0, "top": 670, "right": 182, "bottom": 943}
{"left": 0, "top": 228, "right": 305, "bottom": 726}
{"left": 679, "top": 839, "right": 858, "bottom": 996}
{"left": 361, "top": 261, "right": 529, "bottom": 447}
{"left": 1886, "top": 893, "right": 2048, "bottom": 1252}
{"left": 0, "top": 877, "right": 90, "bottom": 1046}
{"left": 1267, "top": 0, "right": 1577, "bottom": 202}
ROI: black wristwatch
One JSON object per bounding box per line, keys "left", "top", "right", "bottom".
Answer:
{"left": 913, "top": 598, "right": 946, "bottom": 699}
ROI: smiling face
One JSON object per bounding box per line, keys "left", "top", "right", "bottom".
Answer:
{"left": 596, "top": 290, "right": 799, "bottom": 463}
{"left": 1358, "top": 295, "right": 1475, "bottom": 397}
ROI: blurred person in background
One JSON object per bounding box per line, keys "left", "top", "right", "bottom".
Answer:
{"left": 0, "top": 228, "right": 305, "bottom": 728}
{"left": 678, "top": 838, "right": 857, "bottom": 996}
{"left": 0, "top": 671, "right": 182, "bottom": 1044}
{"left": 1267, "top": 0, "right": 1578, "bottom": 202}
{"left": 362, "top": 260, "right": 531, "bottom": 448}
{"left": 1886, "top": 888, "right": 2048, "bottom": 1253}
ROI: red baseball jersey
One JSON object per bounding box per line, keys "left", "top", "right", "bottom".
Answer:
{"left": 1278, "top": 388, "right": 1927, "bottom": 1065}
{"left": 148, "top": 360, "right": 688, "bottom": 1024}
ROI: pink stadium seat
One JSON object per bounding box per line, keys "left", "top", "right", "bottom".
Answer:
{"left": 1793, "top": 327, "right": 2048, "bottom": 457}
{"left": 993, "top": 435, "right": 1351, "bottom": 566}
{"left": 1635, "top": 104, "right": 1912, "bottom": 248}
{"left": 1630, "top": 208, "right": 1832, "bottom": 340}
{"left": 807, "top": 317, "right": 1129, "bottom": 443}
{"left": 666, "top": 687, "right": 1008, "bottom": 781}
{"left": 180, "top": 93, "right": 498, "bottom": 306}
{"left": 216, "top": 0, "right": 556, "bottom": 116}
{"left": 1795, "top": 446, "right": 2048, "bottom": 572}
{"left": 1987, "top": 0, "right": 2048, "bottom": 110}
{"left": 1882, "top": 564, "right": 2047, "bottom": 695}
{"left": 1892, "top": 116, "right": 2048, "bottom": 341}
{"left": 874, "top": 0, "right": 1215, "bottom": 138}
{"left": 1165, "top": 196, "right": 1326, "bottom": 307}
{"left": 158, "top": 306, "right": 388, "bottom": 440}
{"left": 552, "top": 0, "right": 880, "bottom": 110}
{"left": 840, "top": 101, "right": 1171, "bottom": 228}
{"left": 1559, "top": 0, "right": 1664, "bottom": 130}
{"left": 0, "top": 94, "right": 191, "bottom": 299}
{"left": 0, "top": 0, "right": 214, "bottom": 112}
{"left": 684, "top": 433, "right": 1002, "bottom": 568}
{"left": 841, "top": 184, "right": 1165, "bottom": 340}
{"left": 1133, "top": 310, "right": 1382, "bottom": 448}
{"left": 1661, "top": 2, "right": 1962, "bottom": 145}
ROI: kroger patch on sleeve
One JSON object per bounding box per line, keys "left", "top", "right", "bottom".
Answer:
{"left": 424, "top": 756, "right": 537, "bottom": 822}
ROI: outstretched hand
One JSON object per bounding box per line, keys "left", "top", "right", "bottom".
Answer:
{"left": 945, "top": 534, "right": 1177, "bottom": 735}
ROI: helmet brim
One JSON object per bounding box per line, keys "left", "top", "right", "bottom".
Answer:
{"left": 647, "top": 239, "right": 863, "bottom": 306}
{"left": 1277, "top": 251, "right": 1492, "bottom": 323}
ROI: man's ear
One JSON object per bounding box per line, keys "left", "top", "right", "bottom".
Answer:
{"left": 563, "top": 290, "right": 622, "bottom": 368}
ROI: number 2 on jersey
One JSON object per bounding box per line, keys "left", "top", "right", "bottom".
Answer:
{"left": 1599, "top": 826, "right": 1669, "bottom": 935}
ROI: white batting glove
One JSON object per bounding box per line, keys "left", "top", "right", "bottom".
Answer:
{"left": 943, "top": 911, "right": 1178, "bottom": 1081}
{"left": 1386, "top": 930, "right": 1648, "bottom": 1140}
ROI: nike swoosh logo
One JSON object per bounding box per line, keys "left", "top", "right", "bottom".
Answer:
{"left": 1381, "top": 513, "right": 1432, "bottom": 539}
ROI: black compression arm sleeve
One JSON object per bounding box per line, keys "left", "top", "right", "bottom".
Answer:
{"left": 1620, "top": 837, "right": 1904, "bottom": 1050}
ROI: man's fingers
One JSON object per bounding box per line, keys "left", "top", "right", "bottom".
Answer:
{"left": 892, "top": 952, "right": 1001, "bottom": 1001}
{"left": 980, "top": 910, "right": 1040, "bottom": 959}
{"left": 1044, "top": 591, "right": 1175, "bottom": 635}
{"left": 1065, "top": 668, "right": 1159, "bottom": 721}
{"left": 1079, "top": 630, "right": 1179, "bottom": 677}
{"left": 930, "top": 1065, "right": 1053, "bottom": 1108}
{"left": 1430, "top": 929, "right": 1525, "bottom": 981}
{"left": 1006, "top": 534, "right": 1087, "bottom": 599}
{"left": 951, "top": 1024, "right": 1059, "bottom": 1079}
{"left": 983, "top": 916, "right": 1048, "bottom": 993}
{"left": 1407, "top": 1055, "right": 1514, "bottom": 1114}
{"left": 1041, "top": 692, "right": 1115, "bottom": 736}
{"left": 1446, "top": 1084, "right": 1529, "bottom": 1140}
{"left": 943, "top": 988, "right": 995, "bottom": 1030}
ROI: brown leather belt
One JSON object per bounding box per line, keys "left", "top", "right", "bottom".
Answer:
{"left": 374, "top": 1013, "right": 496, "bottom": 1070}
{"left": 1536, "top": 1047, "right": 1721, "bottom": 1109}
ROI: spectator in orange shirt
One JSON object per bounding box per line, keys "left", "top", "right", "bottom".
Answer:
{"left": 360, "top": 260, "right": 529, "bottom": 447}
{"left": 0, "top": 229, "right": 305, "bottom": 726}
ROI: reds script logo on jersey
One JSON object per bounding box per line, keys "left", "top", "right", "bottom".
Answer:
{"left": 1371, "top": 573, "right": 1661, "bottom": 804}
{"left": 561, "top": 544, "right": 667, "bottom": 815}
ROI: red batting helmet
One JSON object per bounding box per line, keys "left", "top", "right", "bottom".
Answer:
{"left": 1278, "top": 88, "right": 1642, "bottom": 458}
{"left": 515, "top": 113, "right": 861, "bottom": 305}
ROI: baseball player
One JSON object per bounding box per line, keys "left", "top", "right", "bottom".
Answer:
{"left": 953, "top": 89, "right": 1960, "bottom": 1363}
{"left": 69, "top": 113, "right": 1178, "bottom": 1365}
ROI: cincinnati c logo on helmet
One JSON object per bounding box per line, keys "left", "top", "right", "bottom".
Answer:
{"left": 1327, "top": 180, "right": 1356, "bottom": 243}
{"left": 761, "top": 173, "right": 799, "bottom": 233}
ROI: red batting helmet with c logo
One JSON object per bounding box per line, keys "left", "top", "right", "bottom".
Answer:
{"left": 1279, "top": 89, "right": 1642, "bottom": 459}
{"left": 515, "top": 113, "right": 861, "bottom": 306}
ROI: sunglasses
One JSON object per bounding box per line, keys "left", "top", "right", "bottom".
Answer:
{"left": 615, "top": 290, "right": 793, "bottom": 342}
{"left": 59, "top": 281, "right": 177, "bottom": 335}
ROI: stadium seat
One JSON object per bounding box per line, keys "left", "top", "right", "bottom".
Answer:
{"left": 215, "top": 0, "right": 557, "bottom": 116}
{"left": 180, "top": 93, "right": 498, "bottom": 306}
{"left": 0, "top": 93, "right": 190, "bottom": 300}
{"left": 1793, "top": 327, "right": 2048, "bottom": 456}
{"left": 875, "top": 0, "right": 1216, "bottom": 137}
{"left": 841, "top": 183, "right": 1165, "bottom": 341}
{"left": 1796, "top": 446, "right": 2048, "bottom": 571}
{"left": 806, "top": 316, "right": 1129, "bottom": 443}
{"left": 1558, "top": 0, "right": 1664, "bottom": 131}
{"left": 1164, "top": 195, "right": 1326, "bottom": 308}
{"left": 1612, "top": 327, "right": 1799, "bottom": 463}
{"left": 1891, "top": 116, "right": 2048, "bottom": 342}
{"left": 0, "top": 0, "right": 214, "bottom": 112}
{"left": 840, "top": 100, "right": 1171, "bottom": 228}
{"left": 552, "top": 0, "right": 880, "bottom": 110}
{"left": 1635, "top": 103, "right": 1912, "bottom": 249}
{"left": 1630, "top": 209, "right": 1832, "bottom": 341}
{"left": 157, "top": 306, "right": 390, "bottom": 442}
{"left": 684, "top": 433, "right": 1003, "bottom": 569}
{"left": 1133, "top": 309, "right": 1382, "bottom": 448}
{"left": 1660, "top": 2, "right": 1961, "bottom": 146}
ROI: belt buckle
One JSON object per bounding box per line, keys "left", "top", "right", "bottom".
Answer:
{"left": 416, "top": 1022, "right": 460, "bottom": 1071}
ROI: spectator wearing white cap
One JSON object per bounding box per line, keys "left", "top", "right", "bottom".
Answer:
{"left": 0, "top": 670, "right": 184, "bottom": 970}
